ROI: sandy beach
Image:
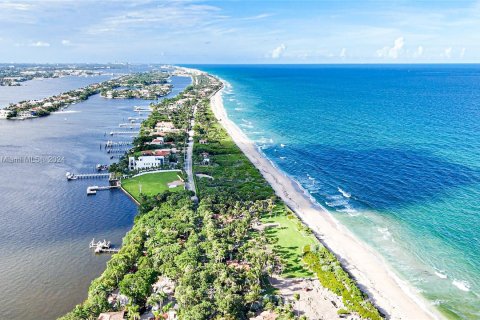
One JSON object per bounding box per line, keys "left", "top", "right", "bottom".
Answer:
{"left": 210, "top": 87, "right": 443, "bottom": 320}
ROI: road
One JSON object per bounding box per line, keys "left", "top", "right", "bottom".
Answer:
{"left": 185, "top": 103, "right": 198, "bottom": 201}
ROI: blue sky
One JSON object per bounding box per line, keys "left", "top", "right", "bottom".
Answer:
{"left": 0, "top": 0, "right": 479, "bottom": 63}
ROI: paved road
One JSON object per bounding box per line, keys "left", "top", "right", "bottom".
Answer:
{"left": 185, "top": 104, "right": 197, "bottom": 200}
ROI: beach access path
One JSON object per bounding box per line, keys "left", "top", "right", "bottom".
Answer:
{"left": 210, "top": 88, "right": 442, "bottom": 320}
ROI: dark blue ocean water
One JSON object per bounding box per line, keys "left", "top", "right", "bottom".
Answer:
{"left": 196, "top": 65, "right": 480, "bottom": 319}
{"left": 0, "top": 74, "right": 191, "bottom": 320}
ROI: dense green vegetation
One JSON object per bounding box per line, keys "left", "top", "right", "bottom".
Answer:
{"left": 193, "top": 100, "right": 274, "bottom": 201}
{"left": 62, "top": 71, "right": 382, "bottom": 320}
{"left": 303, "top": 250, "right": 382, "bottom": 319}
{"left": 121, "top": 171, "right": 184, "bottom": 201}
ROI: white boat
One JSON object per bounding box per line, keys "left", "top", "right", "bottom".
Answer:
{"left": 66, "top": 172, "right": 77, "bottom": 180}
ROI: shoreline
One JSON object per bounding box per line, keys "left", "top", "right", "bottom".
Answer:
{"left": 210, "top": 83, "right": 443, "bottom": 320}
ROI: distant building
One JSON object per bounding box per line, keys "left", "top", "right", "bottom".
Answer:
{"left": 0, "top": 109, "right": 12, "bottom": 119}
{"left": 18, "top": 110, "right": 34, "bottom": 118}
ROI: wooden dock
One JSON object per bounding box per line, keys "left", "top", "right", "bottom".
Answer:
{"left": 128, "top": 116, "right": 147, "bottom": 121}
{"left": 87, "top": 185, "right": 119, "bottom": 195}
{"left": 119, "top": 123, "right": 141, "bottom": 128}
{"left": 106, "top": 149, "right": 130, "bottom": 154}
{"left": 109, "top": 131, "right": 139, "bottom": 136}
{"left": 105, "top": 140, "right": 132, "bottom": 147}
{"left": 66, "top": 172, "right": 110, "bottom": 180}
{"left": 89, "top": 239, "right": 120, "bottom": 254}
{"left": 95, "top": 248, "right": 120, "bottom": 254}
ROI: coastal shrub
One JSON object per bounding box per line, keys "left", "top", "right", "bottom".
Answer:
{"left": 303, "top": 244, "right": 311, "bottom": 253}
{"left": 303, "top": 250, "right": 382, "bottom": 320}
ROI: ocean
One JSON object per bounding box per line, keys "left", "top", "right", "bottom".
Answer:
{"left": 195, "top": 64, "right": 480, "bottom": 319}
{"left": 0, "top": 73, "right": 191, "bottom": 319}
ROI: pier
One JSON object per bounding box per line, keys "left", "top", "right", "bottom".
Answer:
{"left": 105, "top": 140, "right": 132, "bottom": 147}
{"left": 128, "top": 116, "right": 147, "bottom": 121}
{"left": 66, "top": 172, "right": 110, "bottom": 180}
{"left": 89, "top": 239, "right": 120, "bottom": 254}
{"left": 106, "top": 149, "right": 130, "bottom": 154}
{"left": 109, "top": 131, "right": 139, "bottom": 136}
{"left": 119, "top": 123, "right": 141, "bottom": 128}
{"left": 86, "top": 185, "right": 118, "bottom": 195}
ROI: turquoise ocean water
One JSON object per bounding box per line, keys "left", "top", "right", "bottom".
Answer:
{"left": 194, "top": 65, "right": 480, "bottom": 319}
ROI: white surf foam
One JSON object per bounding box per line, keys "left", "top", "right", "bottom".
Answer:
{"left": 452, "top": 279, "right": 470, "bottom": 292}
{"left": 338, "top": 187, "right": 351, "bottom": 198}
{"left": 434, "top": 269, "right": 448, "bottom": 279}
{"left": 326, "top": 199, "right": 349, "bottom": 207}
{"left": 378, "top": 227, "right": 393, "bottom": 240}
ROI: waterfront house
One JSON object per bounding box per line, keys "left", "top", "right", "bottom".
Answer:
{"left": 141, "top": 149, "right": 172, "bottom": 157}
{"left": 155, "top": 121, "right": 179, "bottom": 133}
{"left": 128, "top": 156, "right": 164, "bottom": 170}
{"left": 149, "top": 137, "right": 165, "bottom": 145}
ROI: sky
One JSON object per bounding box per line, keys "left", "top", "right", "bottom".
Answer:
{"left": 0, "top": 0, "right": 480, "bottom": 63}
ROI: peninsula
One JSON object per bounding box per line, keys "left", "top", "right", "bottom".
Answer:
{"left": 0, "top": 71, "right": 171, "bottom": 119}
{"left": 60, "top": 67, "right": 438, "bottom": 320}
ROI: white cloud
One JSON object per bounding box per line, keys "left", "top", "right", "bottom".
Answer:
{"left": 269, "top": 44, "right": 286, "bottom": 59}
{"left": 29, "top": 41, "right": 50, "bottom": 47}
{"left": 376, "top": 36, "right": 405, "bottom": 59}
{"left": 413, "top": 45, "right": 424, "bottom": 58}
{"left": 460, "top": 47, "right": 466, "bottom": 58}
{"left": 0, "top": 3, "right": 33, "bottom": 11}
{"left": 444, "top": 47, "right": 452, "bottom": 58}
{"left": 61, "top": 40, "right": 71, "bottom": 46}
{"left": 340, "top": 48, "right": 347, "bottom": 58}
{"left": 242, "top": 13, "right": 273, "bottom": 20}
{"left": 85, "top": 2, "right": 224, "bottom": 35}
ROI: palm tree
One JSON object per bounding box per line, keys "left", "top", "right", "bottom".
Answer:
{"left": 126, "top": 303, "right": 141, "bottom": 320}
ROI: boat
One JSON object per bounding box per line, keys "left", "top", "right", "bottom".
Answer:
{"left": 66, "top": 172, "right": 77, "bottom": 180}
{"left": 90, "top": 238, "right": 112, "bottom": 251}
{"left": 96, "top": 164, "right": 109, "bottom": 171}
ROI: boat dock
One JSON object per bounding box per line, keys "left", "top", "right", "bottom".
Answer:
{"left": 128, "top": 116, "right": 147, "bottom": 121}
{"left": 105, "top": 140, "right": 132, "bottom": 147}
{"left": 106, "top": 149, "right": 130, "bottom": 154}
{"left": 89, "top": 239, "right": 120, "bottom": 254}
{"left": 109, "top": 131, "right": 139, "bottom": 136}
{"left": 66, "top": 172, "right": 110, "bottom": 180}
{"left": 119, "top": 123, "right": 141, "bottom": 128}
{"left": 86, "top": 185, "right": 118, "bottom": 195}
{"left": 134, "top": 106, "right": 152, "bottom": 112}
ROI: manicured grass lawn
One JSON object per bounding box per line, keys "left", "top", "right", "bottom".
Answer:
{"left": 122, "top": 171, "right": 184, "bottom": 201}
{"left": 262, "top": 205, "right": 318, "bottom": 278}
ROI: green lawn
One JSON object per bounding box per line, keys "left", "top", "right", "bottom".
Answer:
{"left": 261, "top": 205, "right": 318, "bottom": 278}
{"left": 122, "top": 171, "right": 184, "bottom": 202}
